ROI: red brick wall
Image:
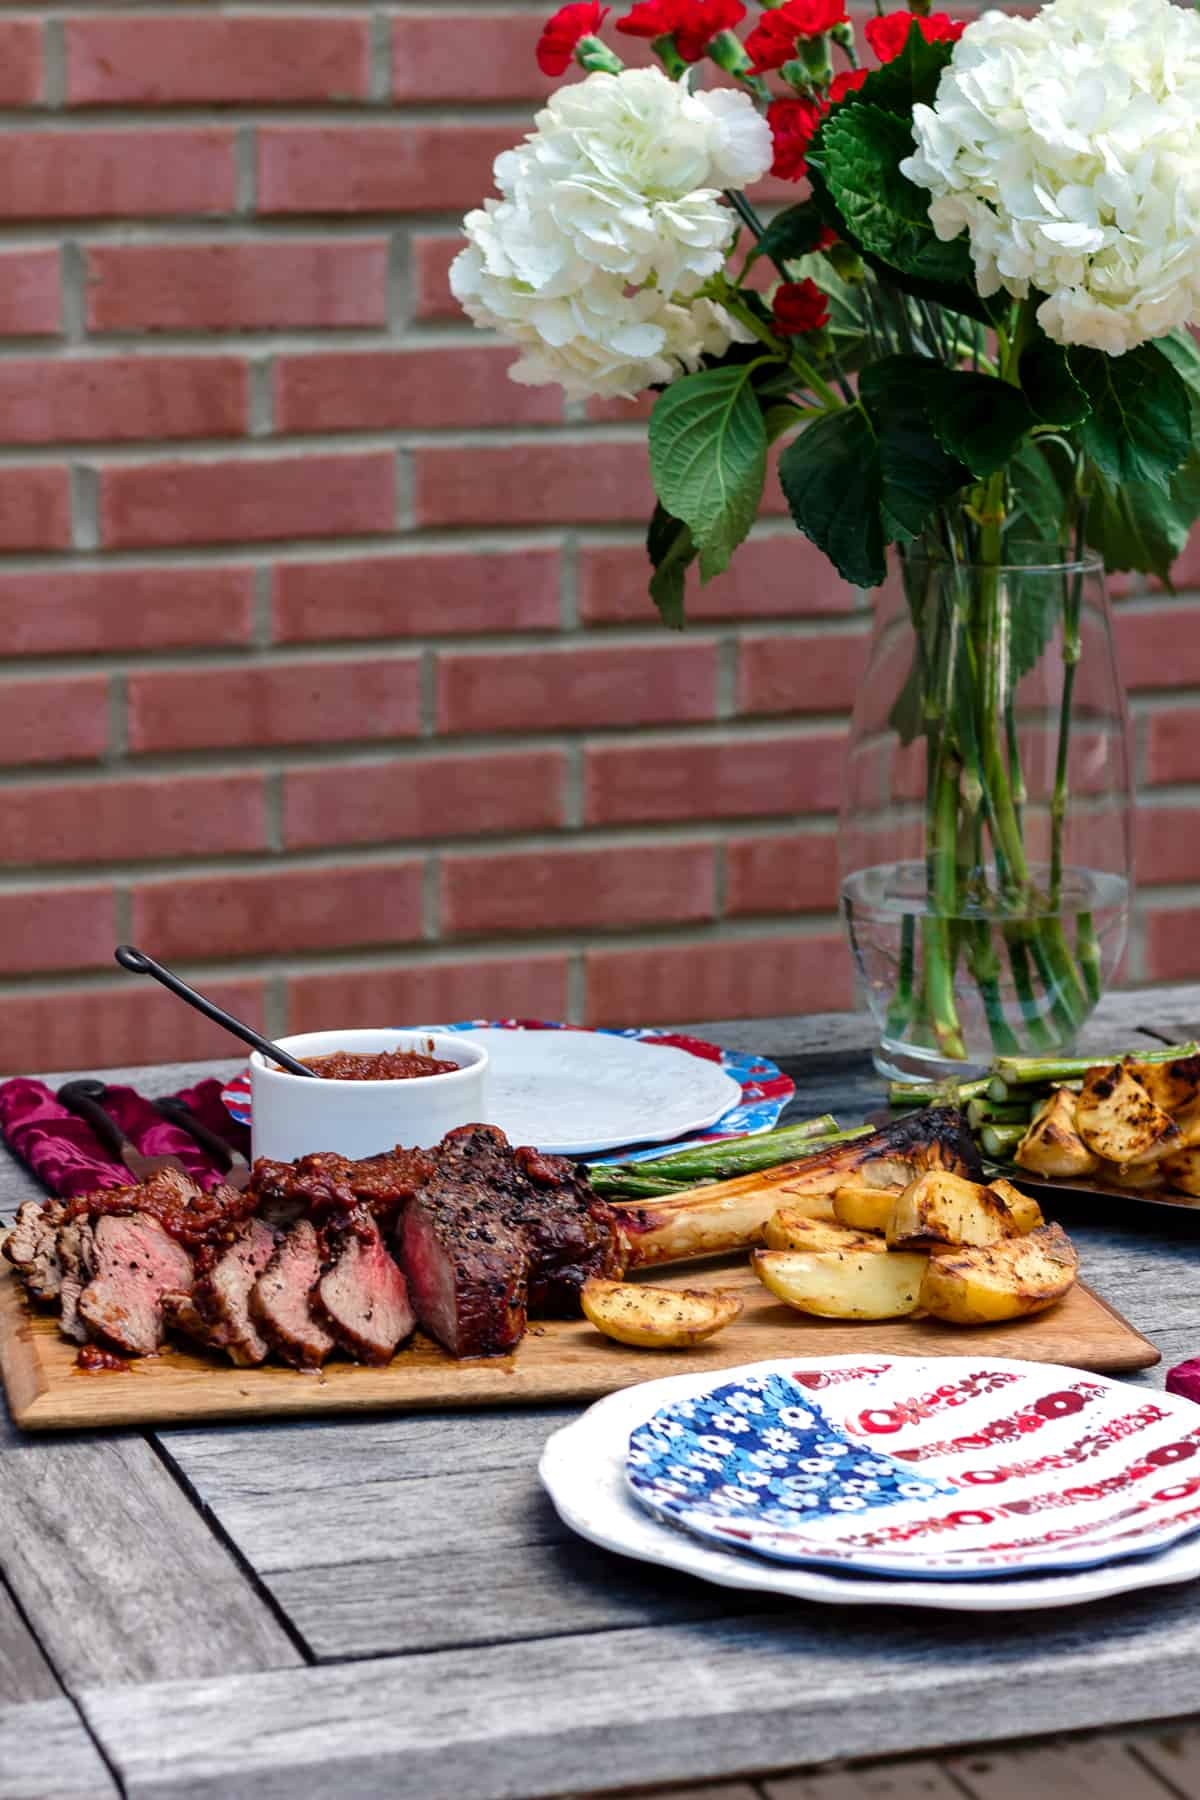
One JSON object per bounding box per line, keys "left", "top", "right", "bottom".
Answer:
{"left": 0, "top": 1, "right": 1194, "bottom": 1072}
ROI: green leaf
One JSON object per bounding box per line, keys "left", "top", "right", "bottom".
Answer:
{"left": 1074, "top": 342, "right": 1192, "bottom": 491}
{"left": 648, "top": 364, "right": 768, "bottom": 584}
{"left": 1008, "top": 439, "right": 1071, "bottom": 548}
{"left": 746, "top": 201, "right": 828, "bottom": 271}
{"left": 859, "top": 357, "right": 971, "bottom": 543}
{"left": 1019, "top": 334, "right": 1090, "bottom": 427}
{"left": 778, "top": 407, "right": 887, "bottom": 589}
{"left": 646, "top": 503, "right": 695, "bottom": 629}
{"left": 925, "top": 367, "right": 1037, "bottom": 477}
{"left": 839, "top": 27, "right": 955, "bottom": 114}
{"left": 1158, "top": 327, "right": 1200, "bottom": 421}
{"left": 1086, "top": 454, "right": 1200, "bottom": 586}
{"left": 814, "top": 105, "right": 976, "bottom": 293}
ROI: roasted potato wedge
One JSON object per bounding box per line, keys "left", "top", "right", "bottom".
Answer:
{"left": 1112, "top": 1160, "right": 1168, "bottom": 1191}
{"left": 886, "top": 1170, "right": 1018, "bottom": 1249}
{"left": 1172, "top": 1101, "right": 1200, "bottom": 1151}
{"left": 764, "top": 1210, "right": 887, "bottom": 1254}
{"left": 752, "top": 1248, "right": 928, "bottom": 1320}
{"left": 986, "top": 1178, "right": 1044, "bottom": 1234}
{"left": 1125, "top": 1054, "right": 1200, "bottom": 1117}
{"left": 832, "top": 1183, "right": 899, "bottom": 1233}
{"left": 581, "top": 1278, "right": 742, "bottom": 1348}
{"left": 1160, "top": 1148, "right": 1200, "bottom": 1197}
{"left": 1015, "top": 1087, "right": 1101, "bottom": 1178}
{"left": 1076, "top": 1062, "right": 1182, "bottom": 1167}
{"left": 919, "top": 1223, "right": 1079, "bottom": 1325}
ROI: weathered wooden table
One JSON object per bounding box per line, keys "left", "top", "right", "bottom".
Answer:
{"left": 5, "top": 988, "right": 1200, "bottom": 1800}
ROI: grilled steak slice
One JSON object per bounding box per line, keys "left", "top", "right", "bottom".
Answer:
{"left": 4, "top": 1199, "right": 66, "bottom": 1301}
{"left": 164, "top": 1217, "right": 278, "bottom": 1365}
{"left": 251, "top": 1220, "right": 334, "bottom": 1369}
{"left": 510, "top": 1145, "right": 623, "bottom": 1314}
{"left": 57, "top": 1219, "right": 97, "bottom": 1345}
{"left": 162, "top": 1287, "right": 218, "bottom": 1349}
{"left": 78, "top": 1212, "right": 194, "bottom": 1357}
{"left": 314, "top": 1209, "right": 414, "bottom": 1365}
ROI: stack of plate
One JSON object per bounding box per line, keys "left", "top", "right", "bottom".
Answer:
{"left": 540, "top": 1355, "right": 1200, "bottom": 1612}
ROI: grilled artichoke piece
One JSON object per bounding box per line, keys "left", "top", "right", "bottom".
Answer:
{"left": 1159, "top": 1149, "right": 1200, "bottom": 1197}
{"left": 752, "top": 1248, "right": 928, "bottom": 1320}
{"left": 886, "top": 1171, "right": 1018, "bottom": 1250}
{"left": 1015, "top": 1087, "right": 1101, "bottom": 1178}
{"left": 919, "top": 1223, "right": 1079, "bottom": 1325}
{"left": 986, "top": 1178, "right": 1045, "bottom": 1234}
{"left": 764, "top": 1211, "right": 887, "bottom": 1254}
{"left": 833, "top": 1184, "right": 901, "bottom": 1233}
{"left": 1075, "top": 1063, "right": 1182, "bottom": 1167}
{"left": 1125, "top": 1054, "right": 1200, "bottom": 1117}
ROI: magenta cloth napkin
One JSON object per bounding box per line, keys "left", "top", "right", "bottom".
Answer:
{"left": 0, "top": 1077, "right": 251, "bottom": 1200}
{"left": 1167, "top": 1359, "right": 1200, "bottom": 1405}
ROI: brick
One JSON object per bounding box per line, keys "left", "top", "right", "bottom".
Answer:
{"left": 586, "top": 933, "right": 854, "bottom": 1027}
{"left": 0, "top": 354, "right": 247, "bottom": 444}
{"left": 442, "top": 842, "right": 717, "bottom": 937}
{"left": 1136, "top": 806, "right": 1200, "bottom": 889}
{"left": 0, "top": 676, "right": 108, "bottom": 766}
{"left": 438, "top": 642, "right": 719, "bottom": 735}
{"left": 272, "top": 548, "right": 561, "bottom": 643}
{"left": 1, "top": 772, "right": 267, "bottom": 867}
{"left": 580, "top": 533, "right": 864, "bottom": 625}
{"left": 0, "top": 886, "right": 117, "bottom": 975}
{"left": 86, "top": 240, "right": 388, "bottom": 334}
{"left": 67, "top": 15, "right": 368, "bottom": 106}
{"left": 726, "top": 832, "right": 841, "bottom": 916}
{"left": 586, "top": 733, "right": 845, "bottom": 824}
{"left": 274, "top": 345, "right": 562, "bottom": 434}
{"left": 738, "top": 630, "right": 869, "bottom": 717}
{"left": 411, "top": 236, "right": 462, "bottom": 323}
{"left": 128, "top": 656, "right": 421, "bottom": 754}
{"left": 1160, "top": 526, "right": 1200, "bottom": 593}
{"left": 131, "top": 862, "right": 425, "bottom": 963}
{"left": 257, "top": 124, "right": 517, "bottom": 216}
{"left": 415, "top": 441, "right": 655, "bottom": 530}
{"left": 287, "top": 955, "right": 570, "bottom": 1035}
{"left": 0, "top": 566, "right": 254, "bottom": 657}
{"left": 1143, "top": 907, "right": 1200, "bottom": 986}
{"left": 0, "top": 130, "right": 236, "bottom": 220}
{"left": 586, "top": 391, "right": 657, "bottom": 425}
{"left": 0, "top": 466, "right": 70, "bottom": 549}
{"left": 0, "top": 248, "right": 60, "bottom": 336}
{"left": 98, "top": 452, "right": 395, "bottom": 549}
{"left": 1145, "top": 706, "right": 1200, "bottom": 786}
{"left": 0, "top": 19, "right": 41, "bottom": 104}
{"left": 1116, "top": 606, "right": 1200, "bottom": 690}
{"left": 283, "top": 749, "right": 565, "bottom": 850}
{"left": 391, "top": 11, "right": 558, "bottom": 102}
{"left": 0, "top": 980, "right": 267, "bottom": 1077}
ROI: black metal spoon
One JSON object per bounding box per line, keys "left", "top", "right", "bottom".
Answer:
{"left": 114, "top": 945, "right": 317, "bottom": 1079}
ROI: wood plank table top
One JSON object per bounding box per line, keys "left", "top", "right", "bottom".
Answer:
{"left": 3, "top": 985, "right": 1200, "bottom": 1800}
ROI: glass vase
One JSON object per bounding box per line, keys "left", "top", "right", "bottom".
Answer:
{"left": 839, "top": 545, "right": 1134, "bottom": 1083}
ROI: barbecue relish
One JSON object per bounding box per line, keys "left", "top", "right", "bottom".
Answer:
{"left": 299, "top": 1049, "right": 459, "bottom": 1081}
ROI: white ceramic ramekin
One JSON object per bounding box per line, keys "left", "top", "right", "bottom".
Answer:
{"left": 249, "top": 1028, "right": 488, "bottom": 1162}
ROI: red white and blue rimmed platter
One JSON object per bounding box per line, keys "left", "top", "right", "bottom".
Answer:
{"left": 540, "top": 1357, "right": 1200, "bottom": 1611}
{"left": 221, "top": 1021, "right": 794, "bottom": 1159}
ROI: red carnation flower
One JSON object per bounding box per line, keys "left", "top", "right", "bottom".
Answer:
{"left": 773, "top": 278, "right": 830, "bottom": 336}
{"left": 864, "top": 10, "right": 964, "bottom": 63}
{"left": 618, "top": 0, "right": 746, "bottom": 61}
{"left": 745, "top": 0, "right": 847, "bottom": 73}
{"left": 537, "top": 2, "right": 610, "bottom": 75}
{"left": 829, "top": 66, "right": 869, "bottom": 102}
{"left": 768, "top": 95, "right": 825, "bottom": 181}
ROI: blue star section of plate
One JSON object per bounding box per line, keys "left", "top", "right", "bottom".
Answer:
{"left": 626, "top": 1371, "right": 954, "bottom": 1531}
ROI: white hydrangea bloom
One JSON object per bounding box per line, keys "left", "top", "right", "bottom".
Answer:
{"left": 900, "top": 0, "right": 1200, "bottom": 354}
{"left": 451, "top": 66, "right": 771, "bottom": 399}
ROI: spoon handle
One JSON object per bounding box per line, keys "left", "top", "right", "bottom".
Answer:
{"left": 114, "top": 945, "right": 317, "bottom": 1079}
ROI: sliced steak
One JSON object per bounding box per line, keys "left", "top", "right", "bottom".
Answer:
{"left": 251, "top": 1220, "right": 334, "bottom": 1369}
{"left": 201, "top": 1216, "right": 278, "bottom": 1365}
{"left": 400, "top": 1127, "right": 529, "bottom": 1357}
{"left": 511, "top": 1144, "right": 623, "bottom": 1315}
{"left": 4, "top": 1199, "right": 66, "bottom": 1302}
{"left": 78, "top": 1212, "right": 194, "bottom": 1357}
{"left": 162, "top": 1287, "right": 220, "bottom": 1350}
{"left": 315, "top": 1209, "right": 414, "bottom": 1365}
{"left": 57, "top": 1218, "right": 97, "bottom": 1345}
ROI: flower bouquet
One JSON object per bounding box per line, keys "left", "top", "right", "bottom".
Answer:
{"left": 454, "top": 0, "right": 1200, "bottom": 1077}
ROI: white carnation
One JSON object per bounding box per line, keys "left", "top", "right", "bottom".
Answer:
{"left": 451, "top": 67, "right": 771, "bottom": 399}
{"left": 900, "top": 0, "right": 1200, "bottom": 353}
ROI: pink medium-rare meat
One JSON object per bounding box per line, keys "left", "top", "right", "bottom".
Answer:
{"left": 251, "top": 1219, "right": 334, "bottom": 1369}
{"left": 314, "top": 1209, "right": 414, "bottom": 1365}
{"left": 78, "top": 1212, "right": 194, "bottom": 1357}
{"left": 164, "top": 1217, "right": 278, "bottom": 1365}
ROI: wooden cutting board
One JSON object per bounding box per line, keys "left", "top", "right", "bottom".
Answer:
{"left": 0, "top": 1255, "right": 1159, "bottom": 1431}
